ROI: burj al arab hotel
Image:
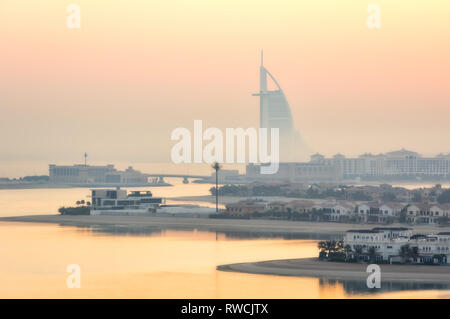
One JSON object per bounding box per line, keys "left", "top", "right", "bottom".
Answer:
{"left": 253, "top": 52, "right": 310, "bottom": 162}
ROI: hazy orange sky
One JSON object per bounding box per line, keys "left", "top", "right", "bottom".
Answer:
{"left": 1, "top": 0, "right": 449, "bottom": 164}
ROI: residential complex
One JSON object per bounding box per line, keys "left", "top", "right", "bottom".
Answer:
{"left": 344, "top": 227, "right": 450, "bottom": 264}
{"left": 246, "top": 149, "right": 450, "bottom": 182}
{"left": 225, "top": 199, "right": 450, "bottom": 225}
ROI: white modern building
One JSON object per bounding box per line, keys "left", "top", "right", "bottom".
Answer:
{"left": 344, "top": 227, "right": 450, "bottom": 264}
{"left": 49, "top": 164, "right": 149, "bottom": 185}
{"left": 90, "top": 188, "right": 165, "bottom": 215}
{"left": 49, "top": 164, "right": 116, "bottom": 184}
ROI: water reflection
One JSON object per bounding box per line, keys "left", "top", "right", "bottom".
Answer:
{"left": 219, "top": 231, "right": 341, "bottom": 241}
{"left": 75, "top": 224, "right": 165, "bottom": 236}
{"left": 320, "top": 278, "right": 450, "bottom": 295}
{"left": 67, "top": 225, "right": 450, "bottom": 296}
{"left": 1, "top": 221, "right": 449, "bottom": 298}
{"left": 72, "top": 223, "right": 342, "bottom": 240}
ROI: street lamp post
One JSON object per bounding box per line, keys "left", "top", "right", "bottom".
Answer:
{"left": 212, "top": 162, "right": 221, "bottom": 213}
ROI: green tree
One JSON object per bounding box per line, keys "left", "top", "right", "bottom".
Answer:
{"left": 381, "top": 192, "right": 396, "bottom": 202}
{"left": 317, "top": 240, "right": 343, "bottom": 259}
{"left": 335, "top": 240, "right": 344, "bottom": 252}
{"left": 353, "top": 245, "right": 363, "bottom": 262}
{"left": 351, "top": 191, "right": 372, "bottom": 201}
{"left": 437, "top": 190, "right": 450, "bottom": 204}
{"left": 410, "top": 246, "right": 419, "bottom": 260}
{"left": 439, "top": 215, "right": 449, "bottom": 226}
{"left": 344, "top": 244, "right": 352, "bottom": 260}
{"left": 399, "top": 244, "right": 409, "bottom": 263}
{"left": 399, "top": 244, "right": 419, "bottom": 263}
{"left": 412, "top": 191, "right": 422, "bottom": 203}
{"left": 368, "top": 246, "right": 378, "bottom": 263}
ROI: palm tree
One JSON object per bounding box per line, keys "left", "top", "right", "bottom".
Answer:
{"left": 409, "top": 246, "right": 419, "bottom": 262}
{"left": 318, "top": 241, "right": 329, "bottom": 259}
{"left": 318, "top": 241, "right": 327, "bottom": 252}
{"left": 368, "top": 246, "right": 378, "bottom": 263}
{"left": 325, "top": 240, "right": 334, "bottom": 255}
{"left": 411, "top": 246, "right": 419, "bottom": 258}
{"left": 344, "top": 244, "right": 352, "bottom": 260}
{"left": 318, "top": 240, "right": 343, "bottom": 258}
{"left": 399, "top": 244, "right": 419, "bottom": 264}
{"left": 212, "top": 162, "right": 222, "bottom": 213}
{"left": 399, "top": 244, "right": 411, "bottom": 264}
{"left": 353, "top": 245, "right": 363, "bottom": 262}
{"left": 336, "top": 240, "right": 344, "bottom": 252}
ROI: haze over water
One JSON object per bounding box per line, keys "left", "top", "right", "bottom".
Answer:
{"left": 2, "top": 0, "right": 450, "bottom": 300}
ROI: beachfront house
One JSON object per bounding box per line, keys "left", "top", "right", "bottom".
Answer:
{"left": 322, "top": 201, "right": 355, "bottom": 222}
{"left": 90, "top": 188, "right": 165, "bottom": 215}
{"left": 225, "top": 200, "right": 269, "bottom": 216}
{"left": 406, "top": 203, "right": 450, "bottom": 224}
{"left": 285, "top": 200, "right": 324, "bottom": 221}
{"left": 366, "top": 202, "right": 406, "bottom": 224}
{"left": 355, "top": 203, "right": 370, "bottom": 223}
{"left": 344, "top": 227, "right": 450, "bottom": 264}
{"left": 285, "top": 200, "right": 315, "bottom": 213}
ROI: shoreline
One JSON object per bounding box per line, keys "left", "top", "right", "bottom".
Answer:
{"left": 217, "top": 258, "right": 450, "bottom": 283}
{"left": 0, "top": 183, "right": 172, "bottom": 190}
{"left": 1, "top": 214, "right": 449, "bottom": 237}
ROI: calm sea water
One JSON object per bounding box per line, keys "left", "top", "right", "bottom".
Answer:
{"left": 0, "top": 178, "right": 449, "bottom": 298}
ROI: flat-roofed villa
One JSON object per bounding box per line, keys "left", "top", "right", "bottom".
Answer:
{"left": 90, "top": 188, "right": 165, "bottom": 215}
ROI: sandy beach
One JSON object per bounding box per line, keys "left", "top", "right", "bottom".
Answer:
{"left": 217, "top": 258, "right": 450, "bottom": 283}
{"left": 1, "top": 214, "right": 449, "bottom": 237}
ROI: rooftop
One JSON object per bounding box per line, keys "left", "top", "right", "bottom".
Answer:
{"left": 347, "top": 227, "right": 411, "bottom": 233}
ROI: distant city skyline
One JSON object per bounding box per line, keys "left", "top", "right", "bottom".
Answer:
{"left": 3, "top": 148, "right": 450, "bottom": 179}
{"left": 1, "top": 1, "right": 450, "bottom": 165}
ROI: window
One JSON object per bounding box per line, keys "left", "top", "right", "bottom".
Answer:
{"left": 141, "top": 198, "right": 162, "bottom": 204}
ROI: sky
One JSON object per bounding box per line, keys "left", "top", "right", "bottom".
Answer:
{"left": 1, "top": 0, "right": 450, "bottom": 166}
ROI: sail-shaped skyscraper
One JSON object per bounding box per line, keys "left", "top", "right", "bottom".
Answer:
{"left": 253, "top": 52, "right": 309, "bottom": 162}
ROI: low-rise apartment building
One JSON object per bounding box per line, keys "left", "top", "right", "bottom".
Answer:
{"left": 49, "top": 164, "right": 149, "bottom": 185}
{"left": 344, "top": 227, "right": 450, "bottom": 264}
